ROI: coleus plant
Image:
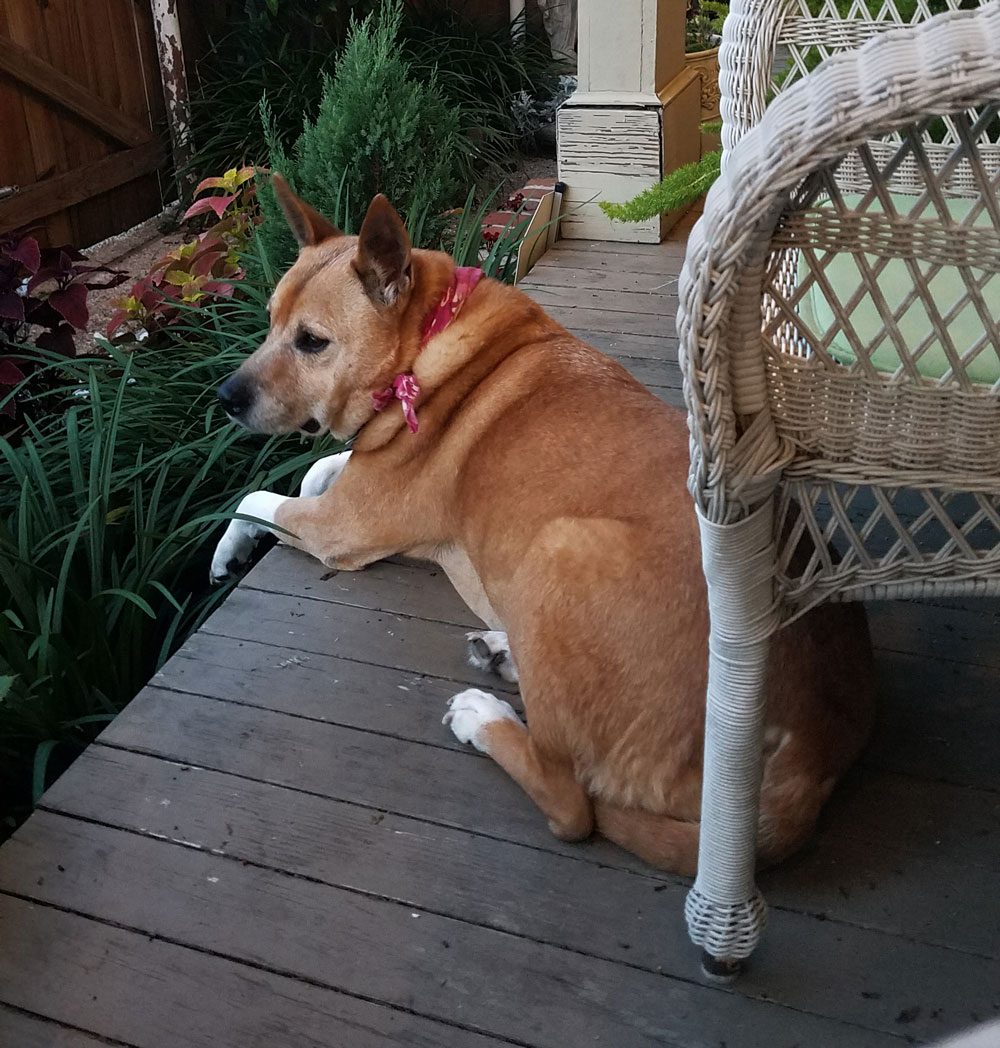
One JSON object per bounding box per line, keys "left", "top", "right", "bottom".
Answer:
{"left": 0, "top": 230, "right": 125, "bottom": 417}
{"left": 107, "top": 166, "right": 262, "bottom": 341}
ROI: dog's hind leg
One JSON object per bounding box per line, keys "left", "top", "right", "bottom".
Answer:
{"left": 593, "top": 802, "right": 700, "bottom": 877}
{"left": 444, "top": 688, "right": 593, "bottom": 841}
{"left": 466, "top": 631, "right": 518, "bottom": 684}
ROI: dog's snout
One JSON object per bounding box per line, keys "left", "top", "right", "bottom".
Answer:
{"left": 217, "top": 373, "right": 255, "bottom": 418}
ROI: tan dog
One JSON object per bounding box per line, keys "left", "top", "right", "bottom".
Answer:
{"left": 211, "top": 178, "right": 875, "bottom": 875}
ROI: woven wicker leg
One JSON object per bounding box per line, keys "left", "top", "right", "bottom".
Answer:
{"left": 685, "top": 501, "right": 779, "bottom": 979}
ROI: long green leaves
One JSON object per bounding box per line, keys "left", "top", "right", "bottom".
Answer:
{"left": 0, "top": 286, "right": 343, "bottom": 834}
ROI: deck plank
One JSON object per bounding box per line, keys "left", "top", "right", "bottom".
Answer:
{"left": 198, "top": 584, "right": 482, "bottom": 683}
{"left": 30, "top": 748, "right": 1000, "bottom": 1043}
{"left": 96, "top": 686, "right": 586, "bottom": 855}
{"left": 0, "top": 815, "right": 910, "bottom": 1048}
{"left": 526, "top": 285, "right": 677, "bottom": 317}
{"left": 867, "top": 650, "right": 1000, "bottom": 791}
{"left": 520, "top": 264, "right": 680, "bottom": 295}
{"left": 535, "top": 304, "right": 672, "bottom": 337}
{"left": 91, "top": 679, "right": 1000, "bottom": 963}
{"left": 0, "top": 1006, "right": 126, "bottom": 1048}
{"left": 164, "top": 618, "right": 1000, "bottom": 871}
{"left": 568, "top": 329, "right": 681, "bottom": 361}
{"left": 0, "top": 895, "right": 512, "bottom": 1048}
{"left": 188, "top": 548, "right": 1000, "bottom": 790}
{"left": 541, "top": 238, "right": 690, "bottom": 258}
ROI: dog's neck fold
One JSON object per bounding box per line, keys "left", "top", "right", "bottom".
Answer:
{"left": 370, "top": 266, "right": 484, "bottom": 434}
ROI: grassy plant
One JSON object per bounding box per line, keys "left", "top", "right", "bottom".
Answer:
{"left": 446, "top": 186, "right": 535, "bottom": 283}
{"left": 400, "top": 6, "right": 558, "bottom": 172}
{"left": 183, "top": 2, "right": 356, "bottom": 178}
{"left": 0, "top": 279, "right": 343, "bottom": 836}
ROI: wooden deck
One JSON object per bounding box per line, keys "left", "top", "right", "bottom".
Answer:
{"left": 1, "top": 217, "right": 999, "bottom": 1048}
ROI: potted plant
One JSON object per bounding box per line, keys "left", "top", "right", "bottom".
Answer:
{"left": 684, "top": 0, "right": 727, "bottom": 126}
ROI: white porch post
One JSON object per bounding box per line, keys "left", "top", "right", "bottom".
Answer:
{"left": 557, "top": 0, "right": 699, "bottom": 242}
{"left": 150, "top": 0, "right": 195, "bottom": 194}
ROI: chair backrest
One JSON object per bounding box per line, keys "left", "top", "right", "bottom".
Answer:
{"left": 720, "top": 0, "right": 1000, "bottom": 186}
{"left": 717, "top": 0, "right": 1000, "bottom": 475}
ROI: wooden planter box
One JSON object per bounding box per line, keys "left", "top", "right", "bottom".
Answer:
{"left": 685, "top": 45, "right": 721, "bottom": 156}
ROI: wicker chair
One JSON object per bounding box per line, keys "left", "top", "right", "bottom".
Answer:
{"left": 677, "top": 0, "right": 1000, "bottom": 977}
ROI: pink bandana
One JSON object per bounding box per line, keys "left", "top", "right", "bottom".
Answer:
{"left": 371, "top": 266, "right": 483, "bottom": 434}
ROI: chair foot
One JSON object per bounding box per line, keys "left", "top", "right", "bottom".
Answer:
{"left": 684, "top": 884, "right": 768, "bottom": 964}
{"left": 700, "top": 950, "right": 743, "bottom": 983}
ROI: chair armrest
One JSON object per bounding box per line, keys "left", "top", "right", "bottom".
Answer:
{"left": 678, "top": 2, "right": 1000, "bottom": 523}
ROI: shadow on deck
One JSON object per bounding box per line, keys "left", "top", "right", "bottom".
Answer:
{"left": 0, "top": 218, "right": 998, "bottom": 1048}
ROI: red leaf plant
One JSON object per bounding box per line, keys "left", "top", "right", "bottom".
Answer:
{"left": 107, "top": 166, "right": 262, "bottom": 342}
{"left": 1, "top": 229, "right": 125, "bottom": 418}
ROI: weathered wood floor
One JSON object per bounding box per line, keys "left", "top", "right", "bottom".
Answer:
{"left": 1, "top": 218, "right": 998, "bottom": 1048}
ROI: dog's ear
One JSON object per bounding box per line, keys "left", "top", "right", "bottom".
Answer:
{"left": 272, "top": 174, "right": 342, "bottom": 248}
{"left": 353, "top": 195, "right": 412, "bottom": 308}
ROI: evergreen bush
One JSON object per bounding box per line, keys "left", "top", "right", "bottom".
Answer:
{"left": 256, "top": 0, "right": 468, "bottom": 271}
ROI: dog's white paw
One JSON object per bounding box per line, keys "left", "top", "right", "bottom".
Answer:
{"left": 300, "top": 451, "right": 352, "bottom": 498}
{"left": 443, "top": 689, "right": 521, "bottom": 752}
{"left": 210, "top": 521, "right": 258, "bottom": 584}
{"left": 210, "top": 490, "right": 290, "bottom": 585}
{"left": 467, "top": 631, "right": 519, "bottom": 684}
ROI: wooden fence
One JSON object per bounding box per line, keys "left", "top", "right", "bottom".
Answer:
{"left": 0, "top": 0, "right": 169, "bottom": 248}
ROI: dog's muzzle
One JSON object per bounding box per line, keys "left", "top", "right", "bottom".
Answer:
{"left": 216, "top": 372, "right": 256, "bottom": 421}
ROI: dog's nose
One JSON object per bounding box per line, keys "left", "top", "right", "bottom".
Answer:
{"left": 217, "top": 373, "right": 255, "bottom": 417}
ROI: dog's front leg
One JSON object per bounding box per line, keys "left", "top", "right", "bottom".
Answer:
{"left": 211, "top": 451, "right": 355, "bottom": 584}
{"left": 299, "top": 450, "right": 352, "bottom": 498}
{"left": 211, "top": 490, "right": 292, "bottom": 583}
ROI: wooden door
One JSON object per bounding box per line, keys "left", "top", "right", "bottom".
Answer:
{"left": 0, "top": 0, "right": 168, "bottom": 247}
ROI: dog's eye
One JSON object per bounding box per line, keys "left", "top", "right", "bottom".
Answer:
{"left": 295, "top": 330, "right": 329, "bottom": 354}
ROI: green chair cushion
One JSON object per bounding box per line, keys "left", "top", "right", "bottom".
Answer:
{"left": 795, "top": 194, "right": 999, "bottom": 383}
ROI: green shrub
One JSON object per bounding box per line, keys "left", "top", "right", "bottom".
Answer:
{"left": 0, "top": 279, "right": 342, "bottom": 836}
{"left": 256, "top": 0, "right": 468, "bottom": 272}
{"left": 686, "top": 0, "right": 729, "bottom": 52}
{"left": 188, "top": 1, "right": 557, "bottom": 191}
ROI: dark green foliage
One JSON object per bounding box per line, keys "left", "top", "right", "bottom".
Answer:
{"left": 184, "top": 1, "right": 364, "bottom": 178}
{"left": 187, "top": 0, "right": 557, "bottom": 185}
{"left": 686, "top": 0, "right": 729, "bottom": 52}
{"left": 0, "top": 279, "right": 344, "bottom": 836}
{"left": 256, "top": 1, "right": 467, "bottom": 272}
{"left": 400, "top": 5, "right": 559, "bottom": 171}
